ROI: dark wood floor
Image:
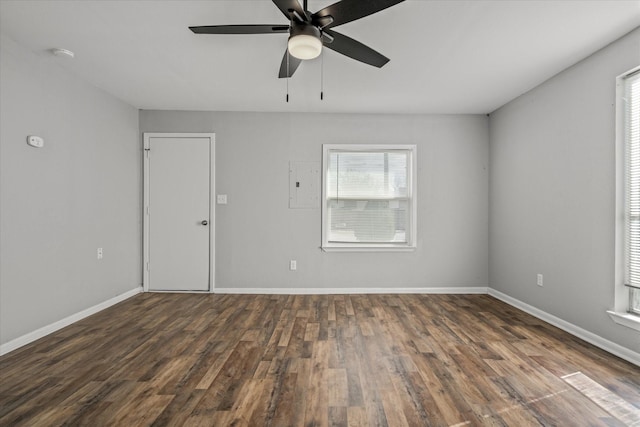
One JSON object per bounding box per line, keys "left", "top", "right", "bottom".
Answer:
{"left": 1, "top": 293, "right": 638, "bottom": 426}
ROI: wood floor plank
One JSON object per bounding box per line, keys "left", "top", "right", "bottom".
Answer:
{"left": 264, "top": 372, "right": 297, "bottom": 426}
{"left": 194, "top": 349, "right": 234, "bottom": 390}
{"left": 304, "top": 339, "right": 330, "bottom": 427}
{"left": 1, "top": 293, "right": 638, "bottom": 426}
{"left": 289, "top": 357, "right": 312, "bottom": 427}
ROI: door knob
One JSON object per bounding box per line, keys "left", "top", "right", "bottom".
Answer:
{"left": 201, "top": 220, "right": 208, "bottom": 226}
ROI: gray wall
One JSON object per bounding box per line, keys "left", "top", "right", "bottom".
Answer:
{"left": 140, "top": 111, "right": 489, "bottom": 290}
{"left": 489, "top": 28, "right": 640, "bottom": 352}
{"left": 0, "top": 35, "right": 141, "bottom": 345}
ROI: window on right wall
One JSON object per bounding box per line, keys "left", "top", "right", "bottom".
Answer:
{"left": 620, "top": 67, "right": 640, "bottom": 318}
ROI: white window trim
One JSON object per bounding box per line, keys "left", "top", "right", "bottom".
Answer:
{"left": 612, "top": 65, "right": 640, "bottom": 331}
{"left": 321, "top": 144, "right": 417, "bottom": 252}
{"left": 607, "top": 310, "right": 640, "bottom": 332}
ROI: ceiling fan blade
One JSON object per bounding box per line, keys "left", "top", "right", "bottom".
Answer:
{"left": 312, "top": 0, "right": 404, "bottom": 29}
{"left": 272, "top": 0, "right": 308, "bottom": 22}
{"left": 190, "top": 25, "right": 289, "bottom": 34}
{"left": 278, "top": 50, "right": 302, "bottom": 78}
{"left": 323, "top": 29, "right": 389, "bottom": 68}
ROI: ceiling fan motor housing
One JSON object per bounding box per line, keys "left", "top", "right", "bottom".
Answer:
{"left": 288, "top": 22, "right": 323, "bottom": 60}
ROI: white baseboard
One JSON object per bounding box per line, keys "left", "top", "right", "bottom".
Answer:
{"left": 0, "top": 287, "right": 142, "bottom": 356}
{"left": 488, "top": 288, "right": 639, "bottom": 367}
{"left": 213, "top": 286, "right": 489, "bottom": 295}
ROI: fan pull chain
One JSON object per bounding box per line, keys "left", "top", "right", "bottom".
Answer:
{"left": 286, "top": 52, "right": 290, "bottom": 103}
{"left": 320, "top": 53, "right": 324, "bottom": 100}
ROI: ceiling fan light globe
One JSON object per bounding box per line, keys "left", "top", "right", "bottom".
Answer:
{"left": 288, "top": 34, "right": 323, "bottom": 60}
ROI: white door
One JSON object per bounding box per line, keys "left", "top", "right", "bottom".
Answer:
{"left": 143, "top": 133, "right": 214, "bottom": 292}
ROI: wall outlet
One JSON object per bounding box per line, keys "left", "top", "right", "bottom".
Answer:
{"left": 290, "top": 260, "right": 297, "bottom": 271}
{"left": 537, "top": 273, "right": 543, "bottom": 287}
{"left": 97, "top": 247, "right": 103, "bottom": 260}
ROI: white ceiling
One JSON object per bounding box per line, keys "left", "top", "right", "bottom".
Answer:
{"left": 1, "top": 0, "right": 638, "bottom": 114}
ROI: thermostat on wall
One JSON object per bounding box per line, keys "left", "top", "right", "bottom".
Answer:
{"left": 27, "top": 135, "right": 44, "bottom": 148}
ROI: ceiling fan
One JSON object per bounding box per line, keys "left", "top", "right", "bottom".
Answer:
{"left": 189, "top": 0, "right": 405, "bottom": 78}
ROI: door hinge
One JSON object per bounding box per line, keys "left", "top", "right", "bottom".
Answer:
{"left": 144, "top": 148, "right": 150, "bottom": 158}
{"left": 146, "top": 262, "right": 149, "bottom": 271}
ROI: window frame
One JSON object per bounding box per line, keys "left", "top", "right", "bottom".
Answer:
{"left": 610, "top": 65, "right": 640, "bottom": 331}
{"left": 321, "top": 144, "right": 417, "bottom": 252}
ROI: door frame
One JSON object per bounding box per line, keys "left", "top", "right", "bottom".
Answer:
{"left": 143, "top": 132, "right": 216, "bottom": 293}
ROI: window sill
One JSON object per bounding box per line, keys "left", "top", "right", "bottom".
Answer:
{"left": 322, "top": 245, "right": 416, "bottom": 253}
{"left": 606, "top": 310, "right": 640, "bottom": 332}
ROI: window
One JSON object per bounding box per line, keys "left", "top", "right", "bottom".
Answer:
{"left": 623, "top": 68, "right": 640, "bottom": 315}
{"left": 322, "top": 144, "right": 417, "bottom": 251}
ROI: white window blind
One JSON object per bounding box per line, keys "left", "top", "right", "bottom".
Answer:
{"left": 624, "top": 70, "right": 640, "bottom": 314}
{"left": 322, "top": 145, "right": 416, "bottom": 250}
